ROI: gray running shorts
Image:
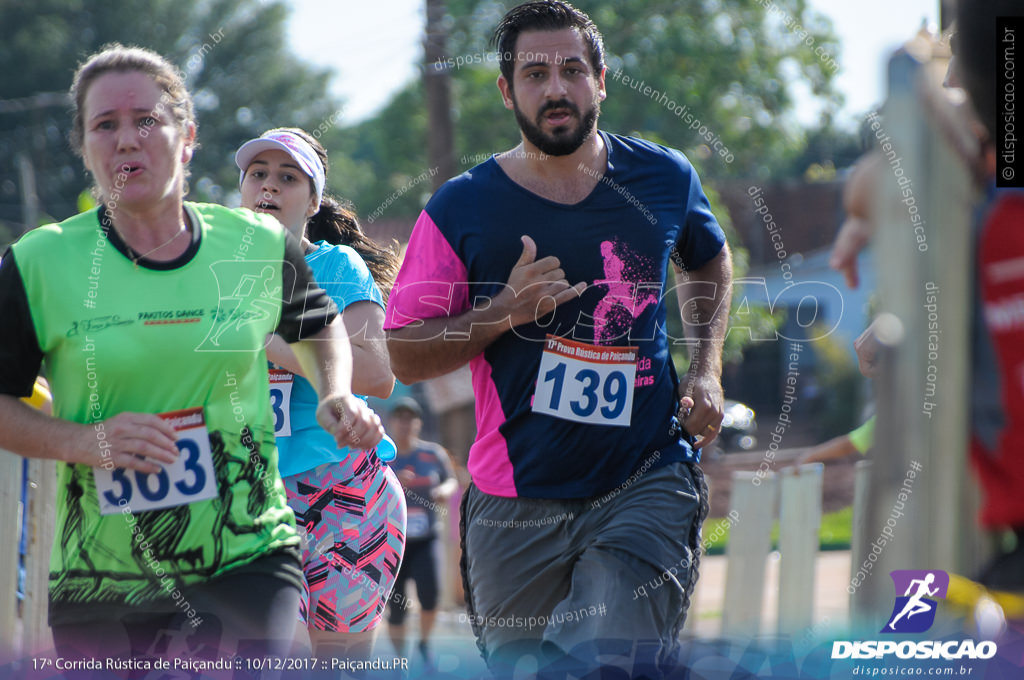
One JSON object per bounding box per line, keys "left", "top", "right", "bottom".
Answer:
{"left": 459, "top": 459, "right": 709, "bottom": 677}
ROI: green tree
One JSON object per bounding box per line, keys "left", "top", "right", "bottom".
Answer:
{"left": 0, "top": 0, "right": 341, "bottom": 238}
{"left": 325, "top": 85, "right": 433, "bottom": 222}
{"left": 331, "top": 0, "right": 851, "bottom": 222}
{"left": 443, "top": 0, "right": 846, "bottom": 178}
{"left": 787, "top": 111, "right": 863, "bottom": 181}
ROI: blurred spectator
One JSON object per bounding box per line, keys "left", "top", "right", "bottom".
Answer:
{"left": 386, "top": 397, "right": 458, "bottom": 666}
{"left": 828, "top": 0, "right": 1024, "bottom": 590}
{"left": 795, "top": 321, "right": 878, "bottom": 466}
{"left": 959, "top": 0, "right": 1024, "bottom": 591}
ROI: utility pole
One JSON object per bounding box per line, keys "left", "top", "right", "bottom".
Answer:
{"left": 16, "top": 152, "right": 39, "bottom": 235}
{"left": 423, "top": 0, "right": 457, "bottom": 190}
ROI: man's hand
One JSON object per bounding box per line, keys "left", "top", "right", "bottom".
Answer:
{"left": 397, "top": 469, "right": 418, "bottom": 485}
{"left": 316, "top": 395, "right": 384, "bottom": 451}
{"left": 495, "top": 235, "right": 586, "bottom": 328}
{"left": 386, "top": 234, "right": 588, "bottom": 384}
{"left": 678, "top": 373, "right": 725, "bottom": 450}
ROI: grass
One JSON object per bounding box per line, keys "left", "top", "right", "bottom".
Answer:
{"left": 702, "top": 506, "right": 853, "bottom": 556}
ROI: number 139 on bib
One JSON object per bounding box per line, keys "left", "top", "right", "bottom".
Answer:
{"left": 532, "top": 335, "right": 637, "bottom": 427}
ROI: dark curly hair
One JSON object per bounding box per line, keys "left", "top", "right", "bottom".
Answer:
{"left": 492, "top": 1, "right": 605, "bottom": 87}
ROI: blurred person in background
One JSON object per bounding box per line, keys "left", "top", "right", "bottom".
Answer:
{"left": 385, "top": 396, "right": 457, "bottom": 668}
{"left": 795, "top": 320, "right": 879, "bottom": 466}
{"left": 829, "top": 0, "right": 1024, "bottom": 590}
{"left": 957, "top": 0, "right": 1024, "bottom": 591}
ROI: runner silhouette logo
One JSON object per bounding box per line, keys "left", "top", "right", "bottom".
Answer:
{"left": 882, "top": 570, "right": 949, "bottom": 634}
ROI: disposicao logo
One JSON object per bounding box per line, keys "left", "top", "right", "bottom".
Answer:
{"left": 831, "top": 569, "right": 997, "bottom": 661}
{"left": 882, "top": 569, "right": 948, "bottom": 634}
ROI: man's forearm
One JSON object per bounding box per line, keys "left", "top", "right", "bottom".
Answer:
{"left": 387, "top": 306, "right": 511, "bottom": 384}
{"left": 677, "top": 245, "right": 733, "bottom": 378}
{"left": 388, "top": 234, "right": 586, "bottom": 383}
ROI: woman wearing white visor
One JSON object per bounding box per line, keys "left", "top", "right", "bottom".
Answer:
{"left": 235, "top": 128, "right": 407, "bottom": 660}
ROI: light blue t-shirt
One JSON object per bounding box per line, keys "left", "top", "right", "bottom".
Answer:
{"left": 275, "top": 241, "right": 385, "bottom": 477}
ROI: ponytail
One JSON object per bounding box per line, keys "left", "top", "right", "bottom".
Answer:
{"left": 306, "top": 194, "right": 400, "bottom": 300}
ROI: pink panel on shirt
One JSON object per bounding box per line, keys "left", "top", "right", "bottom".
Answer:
{"left": 384, "top": 212, "right": 469, "bottom": 330}
{"left": 384, "top": 211, "right": 516, "bottom": 495}
{"left": 466, "top": 354, "right": 517, "bottom": 497}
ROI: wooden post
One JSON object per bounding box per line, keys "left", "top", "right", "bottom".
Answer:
{"left": 777, "top": 463, "right": 823, "bottom": 634}
{"left": 722, "top": 470, "right": 777, "bottom": 637}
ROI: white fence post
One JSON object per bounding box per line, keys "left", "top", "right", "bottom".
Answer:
{"left": 722, "top": 470, "right": 777, "bottom": 637}
{"left": 777, "top": 463, "right": 823, "bottom": 634}
{"left": 850, "top": 459, "right": 873, "bottom": 625}
{"left": 860, "top": 46, "right": 976, "bottom": 620}
{"left": 0, "top": 451, "right": 21, "bottom": 660}
{"left": 23, "top": 459, "right": 55, "bottom": 654}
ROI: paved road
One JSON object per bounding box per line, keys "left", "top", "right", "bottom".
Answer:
{"left": 382, "top": 550, "right": 852, "bottom": 678}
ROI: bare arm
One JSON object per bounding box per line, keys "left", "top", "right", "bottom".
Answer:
{"left": 387, "top": 235, "right": 585, "bottom": 384}
{"left": 829, "top": 151, "right": 882, "bottom": 289}
{"left": 674, "top": 244, "right": 733, "bottom": 448}
{"left": 290, "top": 317, "right": 384, "bottom": 450}
{"left": 268, "top": 301, "right": 394, "bottom": 398}
{"left": 433, "top": 447, "right": 459, "bottom": 501}
{"left": 0, "top": 394, "right": 179, "bottom": 474}
{"left": 265, "top": 334, "right": 303, "bottom": 374}
{"left": 794, "top": 435, "right": 858, "bottom": 466}
{"left": 342, "top": 301, "right": 395, "bottom": 398}
{"left": 386, "top": 305, "right": 511, "bottom": 385}
{"left": 433, "top": 476, "right": 459, "bottom": 502}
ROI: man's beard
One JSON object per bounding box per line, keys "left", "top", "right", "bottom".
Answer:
{"left": 512, "top": 95, "right": 600, "bottom": 156}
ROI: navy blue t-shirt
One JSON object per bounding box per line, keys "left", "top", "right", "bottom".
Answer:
{"left": 385, "top": 131, "right": 726, "bottom": 499}
{"left": 388, "top": 440, "right": 454, "bottom": 541}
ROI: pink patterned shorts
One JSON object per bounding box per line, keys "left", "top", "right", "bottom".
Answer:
{"left": 283, "top": 453, "right": 406, "bottom": 632}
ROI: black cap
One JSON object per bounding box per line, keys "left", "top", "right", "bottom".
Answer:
{"left": 390, "top": 396, "right": 423, "bottom": 418}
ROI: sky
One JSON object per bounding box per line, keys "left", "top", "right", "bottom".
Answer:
{"left": 286, "top": 0, "right": 941, "bottom": 129}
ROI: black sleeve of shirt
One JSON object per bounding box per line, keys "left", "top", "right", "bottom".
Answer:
{"left": 0, "top": 250, "right": 44, "bottom": 397}
{"left": 276, "top": 231, "right": 338, "bottom": 343}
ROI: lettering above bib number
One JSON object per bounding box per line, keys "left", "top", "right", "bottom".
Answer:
{"left": 269, "top": 369, "right": 294, "bottom": 437}
{"left": 532, "top": 335, "right": 638, "bottom": 427}
{"left": 96, "top": 407, "right": 217, "bottom": 515}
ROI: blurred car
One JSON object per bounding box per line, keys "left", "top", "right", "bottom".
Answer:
{"left": 707, "top": 399, "right": 758, "bottom": 455}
